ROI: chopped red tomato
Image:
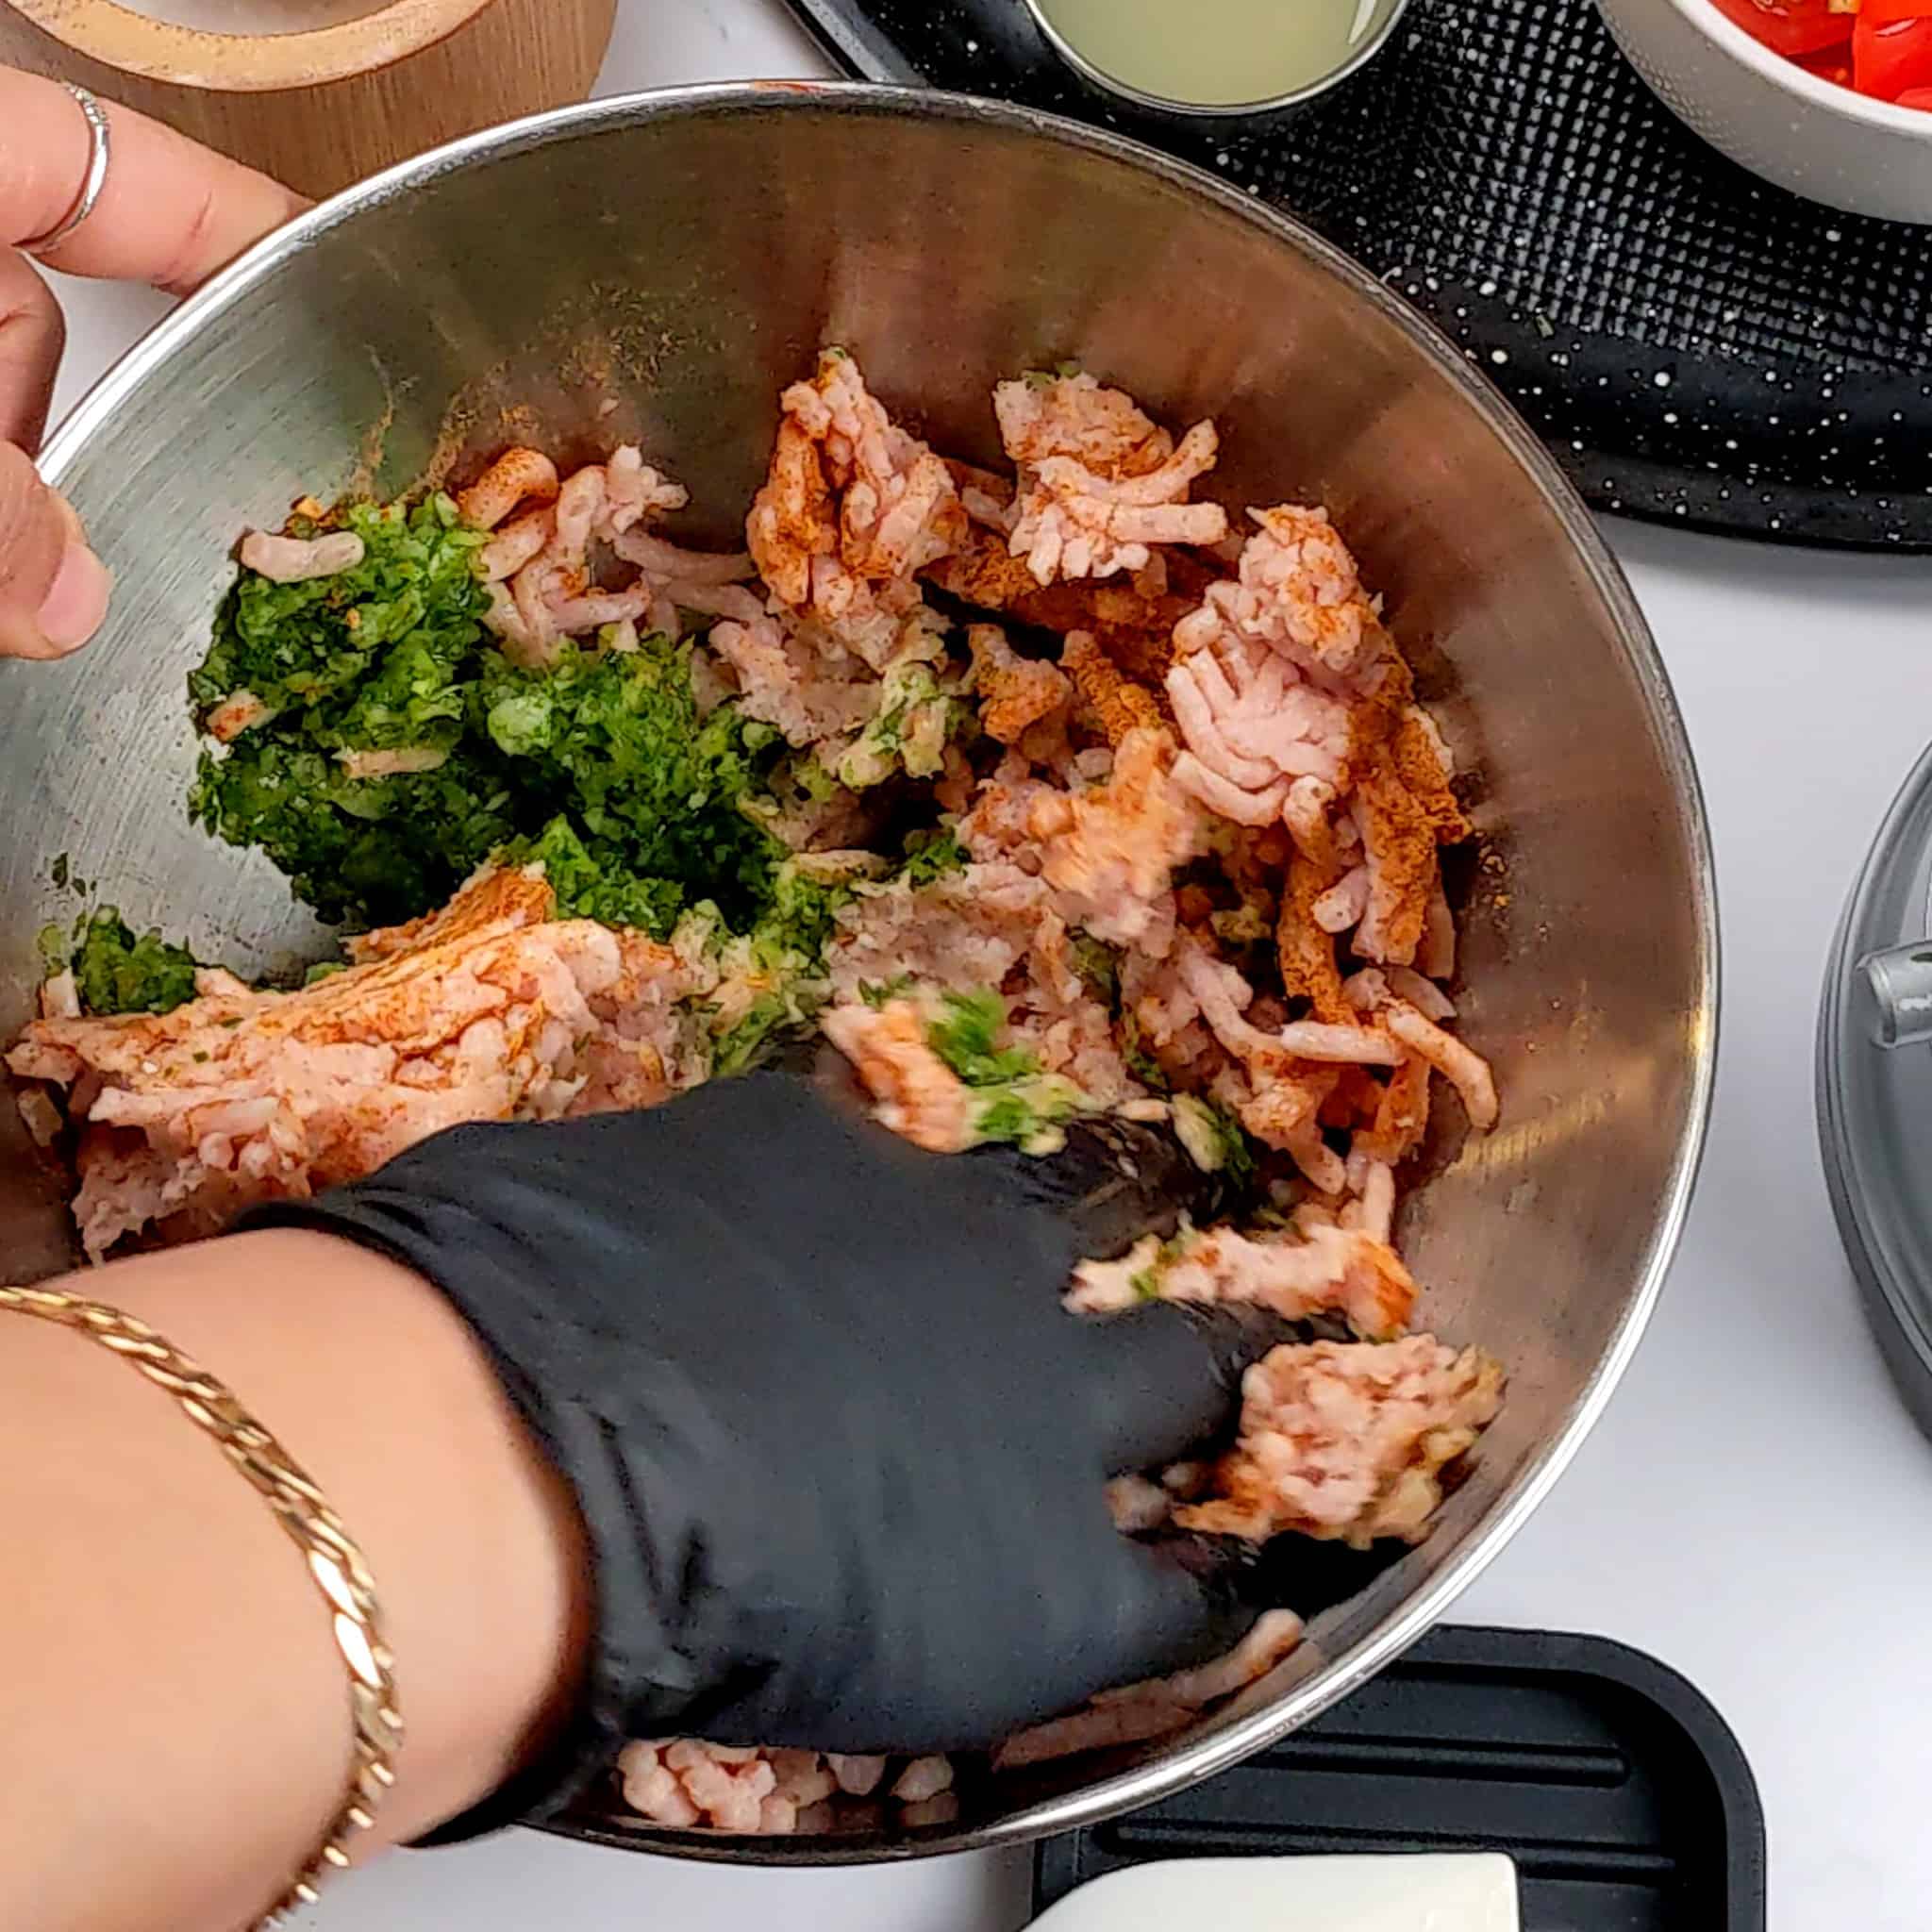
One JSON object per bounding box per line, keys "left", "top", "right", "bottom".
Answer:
{"left": 1854, "top": 10, "right": 1932, "bottom": 95}
{"left": 1863, "top": 0, "right": 1932, "bottom": 23}
{"left": 1901, "top": 83, "right": 1932, "bottom": 100}
{"left": 1712, "top": 0, "right": 1853, "bottom": 57}
{"left": 1795, "top": 42, "right": 1857, "bottom": 81}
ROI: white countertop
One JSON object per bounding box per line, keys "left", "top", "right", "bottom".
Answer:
{"left": 40, "top": 5, "right": 1932, "bottom": 1927}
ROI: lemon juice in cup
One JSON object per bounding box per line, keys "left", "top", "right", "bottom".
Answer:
{"left": 1026, "top": 0, "right": 1410, "bottom": 113}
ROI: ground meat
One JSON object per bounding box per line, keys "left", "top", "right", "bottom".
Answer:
{"left": 958, "top": 753, "right": 1062, "bottom": 871}
{"left": 968, "top": 623, "right": 1072, "bottom": 750}
{"left": 1177, "top": 939, "right": 1399, "bottom": 1072}
{"left": 890, "top": 1755, "right": 956, "bottom": 1804}
{"left": 1277, "top": 850, "right": 1351, "bottom": 1025}
{"left": 1225, "top": 505, "right": 1383, "bottom": 691}
{"left": 1068, "top": 1220, "right": 1416, "bottom": 1341}
{"left": 341, "top": 862, "right": 554, "bottom": 958}
{"left": 205, "top": 690, "right": 275, "bottom": 742}
{"left": 1165, "top": 589, "right": 1355, "bottom": 845}
{"left": 8, "top": 866, "right": 695, "bottom": 1257}
{"left": 1343, "top": 1155, "right": 1399, "bottom": 1245}
{"left": 745, "top": 413, "right": 834, "bottom": 609}
{"left": 1350, "top": 758, "right": 1438, "bottom": 968}
{"left": 748, "top": 349, "right": 966, "bottom": 667}
{"left": 603, "top": 444, "right": 690, "bottom": 533}
{"left": 1352, "top": 1054, "right": 1434, "bottom": 1166}
{"left": 478, "top": 509, "right": 554, "bottom": 583}
{"left": 1342, "top": 970, "right": 1497, "bottom": 1136}
{"left": 1106, "top": 1472, "right": 1174, "bottom": 1534}
{"left": 1176, "top": 1337, "right": 1505, "bottom": 1546}
{"left": 1383, "top": 1000, "right": 1498, "bottom": 1133}
{"left": 993, "top": 372, "right": 1174, "bottom": 475}
{"left": 924, "top": 519, "right": 1198, "bottom": 682}
{"left": 1060, "top": 630, "right": 1169, "bottom": 747}
{"left": 457, "top": 446, "right": 559, "bottom": 531}
{"left": 828, "top": 862, "right": 1050, "bottom": 1002}
{"left": 1027, "top": 726, "right": 1200, "bottom": 953}
{"left": 238, "top": 530, "right": 366, "bottom": 584}
{"left": 1158, "top": 504, "right": 1474, "bottom": 1005}
{"left": 708, "top": 605, "right": 881, "bottom": 748}
{"left": 614, "top": 1740, "right": 936, "bottom": 1835}
{"left": 38, "top": 969, "right": 79, "bottom": 1022}
{"left": 469, "top": 447, "right": 744, "bottom": 663}
{"left": 1012, "top": 912, "right": 1141, "bottom": 1107}
{"left": 996, "top": 372, "right": 1229, "bottom": 586}
{"left": 819, "top": 999, "right": 975, "bottom": 1153}
{"left": 335, "top": 745, "right": 449, "bottom": 780}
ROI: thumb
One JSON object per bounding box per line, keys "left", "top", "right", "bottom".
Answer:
{"left": 1070, "top": 1531, "right": 1254, "bottom": 1706}
{"left": 1079, "top": 1299, "right": 1291, "bottom": 1477}
{"left": 0, "top": 441, "right": 108, "bottom": 658}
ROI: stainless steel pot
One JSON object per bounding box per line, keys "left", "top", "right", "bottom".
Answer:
{"left": 0, "top": 85, "right": 1717, "bottom": 1861}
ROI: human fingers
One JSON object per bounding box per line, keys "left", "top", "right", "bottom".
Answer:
{"left": 966, "top": 1115, "right": 1238, "bottom": 1262}
{"left": 3, "top": 68, "right": 307, "bottom": 297}
{"left": 0, "top": 438, "right": 107, "bottom": 658}
{"left": 0, "top": 66, "right": 300, "bottom": 655}
{"left": 1055, "top": 1520, "right": 1251, "bottom": 1704}
{"left": 1077, "top": 1299, "right": 1286, "bottom": 1477}
{"left": 0, "top": 244, "right": 61, "bottom": 451}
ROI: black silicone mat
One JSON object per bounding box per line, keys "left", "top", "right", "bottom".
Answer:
{"left": 788, "top": 0, "right": 1932, "bottom": 551}
{"left": 1032, "top": 1624, "right": 1767, "bottom": 1930}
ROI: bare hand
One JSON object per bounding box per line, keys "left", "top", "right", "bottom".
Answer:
{"left": 0, "top": 68, "right": 306, "bottom": 658}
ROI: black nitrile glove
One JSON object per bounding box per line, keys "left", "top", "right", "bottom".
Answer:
{"left": 244, "top": 1072, "right": 1271, "bottom": 1836}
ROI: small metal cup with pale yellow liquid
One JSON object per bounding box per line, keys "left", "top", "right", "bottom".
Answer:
{"left": 1023, "top": 0, "right": 1410, "bottom": 114}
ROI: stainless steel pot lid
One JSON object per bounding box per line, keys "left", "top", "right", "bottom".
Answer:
{"left": 1820, "top": 740, "right": 1932, "bottom": 1439}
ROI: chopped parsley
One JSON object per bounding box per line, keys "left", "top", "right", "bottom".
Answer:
{"left": 927, "top": 990, "right": 1040, "bottom": 1088}
{"left": 974, "top": 1091, "right": 1039, "bottom": 1142}
{"left": 191, "top": 737, "right": 521, "bottom": 932}
{"left": 1070, "top": 932, "right": 1120, "bottom": 1012}
{"left": 896, "top": 825, "right": 969, "bottom": 888}
{"left": 710, "top": 993, "right": 804, "bottom": 1077}
{"left": 190, "top": 496, "right": 487, "bottom": 724}
{"left": 970, "top": 1075, "right": 1081, "bottom": 1154}
{"left": 677, "top": 863, "right": 852, "bottom": 1076}
{"left": 483, "top": 640, "right": 786, "bottom": 935}
{"left": 1172, "top": 1094, "right": 1257, "bottom": 1188}
{"left": 502, "top": 815, "right": 687, "bottom": 938}
{"left": 1120, "top": 1011, "right": 1171, "bottom": 1093}
{"left": 190, "top": 499, "right": 801, "bottom": 942}
{"left": 833, "top": 660, "right": 971, "bottom": 791}
{"left": 58, "top": 910, "right": 201, "bottom": 1016}
{"left": 921, "top": 988, "right": 1083, "bottom": 1153}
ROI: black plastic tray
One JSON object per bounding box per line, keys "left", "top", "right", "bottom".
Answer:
{"left": 1032, "top": 1624, "right": 1767, "bottom": 1930}
{"left": 787, "top": 0, "right": 1932, "bottom": 552}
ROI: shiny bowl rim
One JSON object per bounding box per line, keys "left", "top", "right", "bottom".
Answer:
{"left": 1015, "top": 0, "right": 1416, "bottom": 117}
{"left": 34, "top": 80, "right": 1721, "bottom": 1863}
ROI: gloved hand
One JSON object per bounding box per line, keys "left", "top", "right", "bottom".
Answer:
{"left": 244, "top": 1071, "right": 1273, "bottom": 1835}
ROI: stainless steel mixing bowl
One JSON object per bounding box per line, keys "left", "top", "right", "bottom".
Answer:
{"left": 0, "top": 85, "right": 1717, "bottom": 1862}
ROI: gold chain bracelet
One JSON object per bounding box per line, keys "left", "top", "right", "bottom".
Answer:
{"left": 0, "top": 1285, "right": 401, "bottom": 1926}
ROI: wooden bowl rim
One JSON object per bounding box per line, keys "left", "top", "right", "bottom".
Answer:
{"left": 11, "top": 0, "right": 499, "bottom": 92}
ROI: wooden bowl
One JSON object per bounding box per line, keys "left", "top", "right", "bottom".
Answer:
{"left": 0, "top": 0, "right": 617, "bottom": 196}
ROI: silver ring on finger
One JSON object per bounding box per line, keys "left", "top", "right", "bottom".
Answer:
{"left": 21, "top": 84, "right": 112, "bottom": 260}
